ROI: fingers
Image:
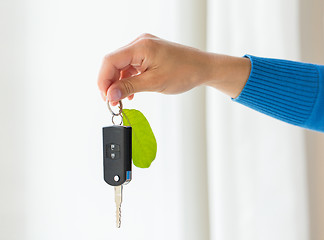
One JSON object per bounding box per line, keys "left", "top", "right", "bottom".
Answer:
{"left": 98, "top": 33, "right": 160, "bottom": 101}
{"left": 120, "top": 65, "right": 139, "bottom": 79}
{"left": 98, "top": 34, "right": 157, "bottom": 100}
{"left": 107, "top": 72, "right": 152, "bottom": 102}
{"left": 128, "top": 94, "right": 134, "bottom": 100}
{"left": 97, "top": 44, "right": 143, "bottom": 99}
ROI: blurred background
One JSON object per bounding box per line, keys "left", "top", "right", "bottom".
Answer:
{"left": 0, "top": 0, "right": 323, "bottom": 239}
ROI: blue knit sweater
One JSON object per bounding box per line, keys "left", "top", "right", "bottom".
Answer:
{"left": 233, "top": 55, "right": 324, "bottom": 132}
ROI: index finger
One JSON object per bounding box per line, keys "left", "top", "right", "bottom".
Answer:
{"left": 97, "top": 46, "right": 135, "bottom": 99}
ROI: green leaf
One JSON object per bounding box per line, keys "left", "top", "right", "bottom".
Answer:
{"left": 122, "top": 109, "right": 157, "bottom": 168}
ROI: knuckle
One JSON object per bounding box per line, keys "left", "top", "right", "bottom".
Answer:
{"left": 103, "top": 53, "right": 112, "bottom": 62}
{"left": 138, "top": 37, "right": 155, "bottom": 49}
{"left": 122, "top": 80, "right": 135, "bottom": 95}
{"left": 139, "top": 33, "right": 153, "bottom": 39}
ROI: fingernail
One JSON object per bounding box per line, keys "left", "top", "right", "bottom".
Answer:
{"left": 108, "top": 89, "right": 121, "bottom": 101}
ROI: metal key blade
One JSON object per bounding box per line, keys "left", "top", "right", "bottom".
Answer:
{"left": 114, "top": 185, "right": 123, "bottom": 228}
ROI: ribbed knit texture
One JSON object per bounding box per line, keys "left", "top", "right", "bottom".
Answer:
{"left": 234, "top": 55, "right": 324, "bottom": 132}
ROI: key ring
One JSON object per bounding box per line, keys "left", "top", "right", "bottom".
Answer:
{"left": 107, "top": 100, "right": 123, "bottom": 125}
{"left": 107, "top": 100, "right": 123, "bottom": 116}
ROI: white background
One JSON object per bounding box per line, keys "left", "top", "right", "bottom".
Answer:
{"left": 1, "top": 0, "right": 324, "bottom": 240}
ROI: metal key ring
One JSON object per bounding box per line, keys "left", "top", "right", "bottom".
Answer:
{"left": 112, "top": 115, "right": 123, "bottom": 125}
{"left": 107, "top": 100, "right": 123, "bottom": 116}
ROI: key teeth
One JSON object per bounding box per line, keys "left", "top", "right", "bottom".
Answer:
{"left": 114, "top": 185, "right": 123, "bottom": 228}
{"left": 116, "top": 207, "right": 121, "bottom": 228}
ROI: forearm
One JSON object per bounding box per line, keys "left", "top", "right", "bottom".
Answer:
{"left": 202, "top": 53, "right": 324, "bottom": 132}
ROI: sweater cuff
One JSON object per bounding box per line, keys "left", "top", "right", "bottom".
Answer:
{"left": 233, "top": 55, "right": 319, "bottom": 128}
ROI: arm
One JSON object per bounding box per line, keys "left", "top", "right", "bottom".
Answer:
{"left": 97, "top": 34, "right": 324, "bottom": 132}
{"left": 97, "top": 34, "right": 250, "bottom": 102}
{"left": 233, "top": 55, "right": 324, "bottom": 132}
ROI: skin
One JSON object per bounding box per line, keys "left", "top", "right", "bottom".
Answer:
{"left": 97, "top": 33, "right": 251, "bottom": 105}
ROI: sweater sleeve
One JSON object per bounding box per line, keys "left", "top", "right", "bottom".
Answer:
{"left": 233, "top": 55, "right": 324, "bottom": 132}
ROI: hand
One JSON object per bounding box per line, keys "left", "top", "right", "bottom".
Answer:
{"left": 97, "top": 33, "right": 251, "bottom": 104}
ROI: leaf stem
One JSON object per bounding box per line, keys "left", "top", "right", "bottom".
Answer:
{"left": 122, "top": 110, "right": 132, "bottom": 127}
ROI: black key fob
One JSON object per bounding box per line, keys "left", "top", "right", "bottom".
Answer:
{"left": 103, "top": 125, "right": 132, "bottom": 186}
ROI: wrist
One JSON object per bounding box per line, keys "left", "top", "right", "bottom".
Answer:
{"left": 204, "top": 54, "right": 251, "bottom": 98}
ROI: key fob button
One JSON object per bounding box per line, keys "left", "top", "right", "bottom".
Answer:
{"left": 110, "top": 144, "right": 120, "bottom": 151}
{"left": 110, "top": 152, "right": 120, "bottom": 160}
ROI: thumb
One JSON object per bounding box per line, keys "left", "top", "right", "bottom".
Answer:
{"left": 107, "top": 73, "right": 150, "bottom": 102}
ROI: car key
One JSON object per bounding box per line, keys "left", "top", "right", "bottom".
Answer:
{"left": 103, "top": 124, "right": 132, "bottom": 228}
